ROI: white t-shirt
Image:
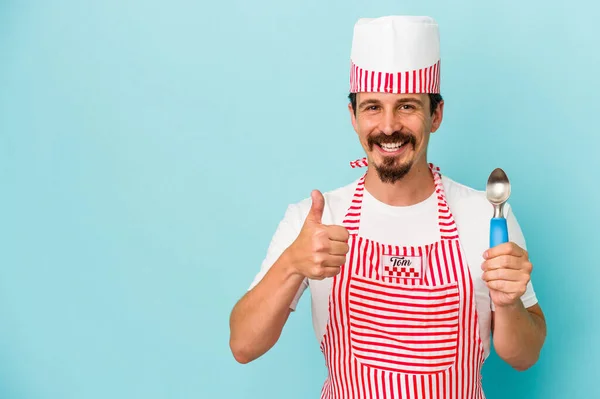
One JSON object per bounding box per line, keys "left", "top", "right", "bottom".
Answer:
{"left": 249, "top": 174, "right": 538, "bottom": 358}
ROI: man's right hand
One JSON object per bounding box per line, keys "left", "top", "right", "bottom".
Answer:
{"left": 229, "top": 189, "right": 350, "bottom": 364}
{"left": 285, "top": 190, "right": 350, "bottom": 280}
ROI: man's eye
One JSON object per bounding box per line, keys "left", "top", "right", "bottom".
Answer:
{"left": 364, "top": 105, "right": 379, "bottom": 111}
{"left": 400, "top": 104, "right": 415, "bottom": 110}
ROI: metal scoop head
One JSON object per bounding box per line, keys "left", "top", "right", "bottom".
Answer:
{"left": 486, "top": 168, "right": 511, "bottom": 218}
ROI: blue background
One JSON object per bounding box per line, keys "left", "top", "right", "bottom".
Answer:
{"left": 1, "top": 0, "right": 597, "bottom": 398}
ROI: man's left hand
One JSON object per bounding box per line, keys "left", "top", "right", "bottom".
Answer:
{"left": 481, "top": 242, "right": 532, "bottom": 308}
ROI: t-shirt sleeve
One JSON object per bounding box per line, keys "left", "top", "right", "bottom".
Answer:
{"left": 248, "top": 203, "right": 308, "bottom": 311}
{"left": 495, "top": 203, "right": 538, "bottom": 309}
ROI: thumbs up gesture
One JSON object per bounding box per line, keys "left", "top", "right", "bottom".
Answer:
{"left": 286, "top": 190, "right": 350, "bottom": 280}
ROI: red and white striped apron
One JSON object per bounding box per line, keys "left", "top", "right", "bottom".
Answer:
{"left": 319, "top": 162, "right": 485, "bottom": 399}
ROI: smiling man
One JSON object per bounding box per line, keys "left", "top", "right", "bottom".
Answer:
{"left": 229, "top": 15, "right": 546, "bottom": 398}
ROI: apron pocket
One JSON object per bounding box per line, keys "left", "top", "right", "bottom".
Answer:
{"left": 348, "top": 276, "right": 460, "bottom": 375}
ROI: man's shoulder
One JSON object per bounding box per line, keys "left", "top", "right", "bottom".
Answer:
{"left": 442, "top": 174, "right": 489, "bottom": 204}
{"left": 289, "top": 178, "right": 360, "bottom": 223}
{"left": 440, "top": 174, "right": 497, "bottom": 221}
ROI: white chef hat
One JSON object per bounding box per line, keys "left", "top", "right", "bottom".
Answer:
{"left": 349, "top": 15, "right": 441, "bottom": 94}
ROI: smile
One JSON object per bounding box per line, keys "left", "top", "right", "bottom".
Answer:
{"left": 375, "top": 140, "right": 410, "bottom": 155}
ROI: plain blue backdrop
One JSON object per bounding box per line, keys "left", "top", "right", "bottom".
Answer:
{"left": 1, "top": 0, "right": 598, "bottom": 398}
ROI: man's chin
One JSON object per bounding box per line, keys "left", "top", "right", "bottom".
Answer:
{"left": 372, "top": 160, "right": 414, "bottom": 184}
{"left": 373, "top": 153, "right": 409, "bottom": 168}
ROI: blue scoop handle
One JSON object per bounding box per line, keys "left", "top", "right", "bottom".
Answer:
{"left": 490, "top": 217, "right": 508, "bottom": 248}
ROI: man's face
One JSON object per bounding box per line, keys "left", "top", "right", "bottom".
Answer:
{"left": 349, "top": 92, "right": 444, "bottom": 183}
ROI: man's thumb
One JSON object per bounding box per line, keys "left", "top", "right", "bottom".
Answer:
{"left": 307, "top": 190, "right": 325, "bottom": 223}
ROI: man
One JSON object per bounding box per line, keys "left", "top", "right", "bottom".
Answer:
{"left": 229, "top": 15, "right": 546, "bottom": 398}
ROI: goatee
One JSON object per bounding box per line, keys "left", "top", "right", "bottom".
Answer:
{"left": 374, "top": 159, "right": 414, "bottom": 184}
{"left": 368, "top": 131, "right": 417, "bottom": 184}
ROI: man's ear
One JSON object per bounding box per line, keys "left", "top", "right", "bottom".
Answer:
{"left": 431, "top": 100, "right": 444, "bottom": 133}
{"left": 348, "top": 102, "right": 358, "bottom": 133}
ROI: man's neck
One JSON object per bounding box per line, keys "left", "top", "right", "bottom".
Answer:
{"left": 363, "top": 160, "right": 436, "bottom": 207}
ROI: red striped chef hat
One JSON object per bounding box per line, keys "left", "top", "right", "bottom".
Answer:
{"left": 350, "top": 16, "right": 441, "bottom": 94}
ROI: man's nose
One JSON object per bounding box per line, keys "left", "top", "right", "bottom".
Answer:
{"left": 378, "top": 109, "right": 402, "bottom": 135}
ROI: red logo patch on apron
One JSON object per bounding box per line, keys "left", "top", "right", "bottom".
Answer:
{"left": 381, "top": 254, "right": 423, "bottom": 279}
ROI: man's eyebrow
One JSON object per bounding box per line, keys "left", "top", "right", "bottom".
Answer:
{"left": 396, "top": 98, "right": 424, "bottom": 106}
{"left": 358, "top": 99, "right": 381, "bottom": 108}
{"left": 358, "top": 98, "right": 424, "bottom": 108}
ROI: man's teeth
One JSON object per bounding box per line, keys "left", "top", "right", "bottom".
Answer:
{"left": 380, "top": 142, "right": 404, "bottom": 152}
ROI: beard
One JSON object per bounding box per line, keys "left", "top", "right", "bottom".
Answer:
{"left": 367, "top": 131, "right": 418, "bottom": 184}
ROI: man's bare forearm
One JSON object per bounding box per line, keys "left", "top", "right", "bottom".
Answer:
{"left": 492, "top": 302, "right": 546, "bottom": 371}
{"left": 229, "top": 251, "right": 304, "bottom": 364}
{"left": 229, "top": 191, "right": 349, "bottom": 364}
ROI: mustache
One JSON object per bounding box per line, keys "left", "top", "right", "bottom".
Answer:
{"left": 367, "top": 131, "right": 417, "bottom": 150}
